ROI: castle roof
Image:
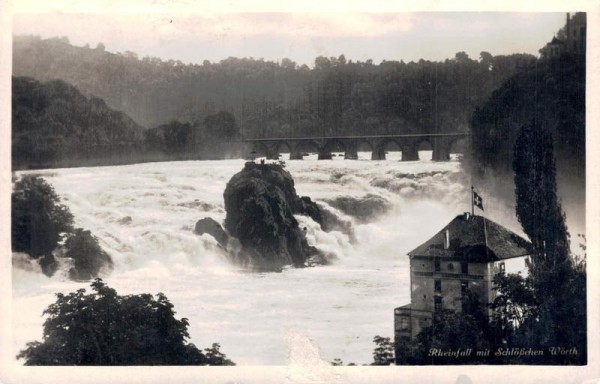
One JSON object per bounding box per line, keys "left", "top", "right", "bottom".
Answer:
{"left": 408, "top": 214, "right": 532, "bottom": 262}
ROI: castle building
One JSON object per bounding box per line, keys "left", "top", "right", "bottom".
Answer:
{"left": 394, "top": 212, "right": 532, "bottom": 343}
{"left": 541, "top": 37, "right": 565, "bottom": 60}
{"left": 540, "top": 12, "right": 586, "bottom": 59}
{"left": 565, "top": 12, "right": 587, "bottom": 55}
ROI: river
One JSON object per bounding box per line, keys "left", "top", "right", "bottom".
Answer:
{"left": 12, "top": 152, "right": 577, "bottom": 365}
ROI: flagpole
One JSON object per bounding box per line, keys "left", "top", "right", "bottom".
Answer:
{"left": 471, "top": 185, "right": 474, "bottom": 216}
{"left": 483, "top": 215, "right": 489, "bottom": 260}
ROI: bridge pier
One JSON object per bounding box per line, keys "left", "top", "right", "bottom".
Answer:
{"left": 344, "top": 143, "right": 358, "bottom": 160}
{"left": 401, "top": 146, "right": 419, "bottom": 161}
{"left": 432, "top": 148, "right": 450, "bottom": 161}
{"left": 372, "top": 147, "right": 386, "bottom": 160}
{"left": 432, "top": 138, "right": 450, "bottom": 161}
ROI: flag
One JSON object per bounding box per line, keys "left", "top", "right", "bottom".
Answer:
{"left": 473, "top": 190, "right": 484, "bottom": 211}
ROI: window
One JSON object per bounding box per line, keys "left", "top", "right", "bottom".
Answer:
{"left": 434, "top": 258, "right": 440, "bottom": 272}
{"left": 499, "top": 262, "right": 505, "bottom": 273}
{"left": 434, "top": 280, "right": 441, "bottom": 292}
{"left": 461, "top": 281, "right": 468, "bottom": 295}
{"left": 399, "top": 317, "right": 409, "bottom": 331}
{"left": 434, "top": 296, "right": 443, "bottom": 312}
{"left": 447, "top": 263, "right": 454, "bottom": 271}
{"left": 461, "top": 262, "right": 469, "bottom": 274}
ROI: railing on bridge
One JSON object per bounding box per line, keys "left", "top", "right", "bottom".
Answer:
{"left": 243, "top": 133, "right": 470, "bottom": 162}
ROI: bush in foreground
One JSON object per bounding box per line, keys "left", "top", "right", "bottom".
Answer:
{"left": 17, "top": 279, "right": 235, "bottom": 365}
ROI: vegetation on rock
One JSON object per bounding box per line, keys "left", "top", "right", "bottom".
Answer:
{"left": 64, "top": 229, "right": 114, "bottom": 281}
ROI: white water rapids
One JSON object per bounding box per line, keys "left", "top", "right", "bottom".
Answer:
{"left": 12, "top": 152, "right": 580, "bottom": 365}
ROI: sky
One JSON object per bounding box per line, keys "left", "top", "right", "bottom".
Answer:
{"left": 12, "top": 12, "right": 567, "bottom": 66}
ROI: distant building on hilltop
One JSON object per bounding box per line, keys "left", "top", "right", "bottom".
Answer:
{"left": 394, "top": 212, "right": 532, "bottom": 356}
{"left": 541, "top": 37, "right": 566, "bottom": 60}
{"left": 540, "top": 12, "right": 586, "bottom": 59}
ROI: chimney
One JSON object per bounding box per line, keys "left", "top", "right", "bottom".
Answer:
{"left": 444, "top": 229, "right": 450, "bottom": 250}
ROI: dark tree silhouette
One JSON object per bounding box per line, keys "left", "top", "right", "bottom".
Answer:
{"left": 204, "top": 111, "right": 238, "bottom": 139}
{"left": 17, "top": 279, "right": 235, "bottom": 366}
{"left": 510, "top": 123, "right": 586, "bottom": 363}
{"left": 371, "top": 336, "right": 394, "bottom": 365}
{"left": 64, "top": 229, "right": 114, "bottom": 281}
{"left": 12, "top": 175, "right": 113, "bottom": 279}
{"left": 513, "top": 123, "right": 570, "bottom": 271}
{"left": 11, "top": 176, "right": 74, "bottom": 275}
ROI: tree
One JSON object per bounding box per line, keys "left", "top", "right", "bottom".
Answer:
{"left": 204, "top": 343, "right": 235, "bottom": 366}
{"left": 513, "top": 123, "right": 570, "bottom": 274}
{"left": 204, "top": 111, "right": 238, "bottom": 140}
{"left": 371, "top": 336, "right": 394, "bottom": 365}
{"left": 11, "top": 176, "right": 73, "bottom": 263}
{"left": 17, "top": 279, "right": 235, "bottom": 366}
{"left": 454, "top": 51, "right": 470, "bottom": 63}
{"left": 163, "top": 120, "right": 194, "bottom": 153}
{"left": 510, "top": 123, "right": 586, "bottom": 364}
{"left": 395, "top": 289, "right": 502, "bottom": 365}
{"left": 64, "top": 229, "right": 114, "bottom": 281}
{"left": 489, "top": 271, "right": 537, "bottom": 346}
{"left": 12, "top": 175, "right": 113, "bottom": 280}
{"left": 479, "top": 51, "right": 494, "bottom": 70}
{"left": 12, "top": 77, "right": 144, "bottom": 169}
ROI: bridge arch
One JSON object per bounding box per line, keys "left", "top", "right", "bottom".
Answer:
{"left": 251, "top": 142, "right": 272, "bottom": 159}
{"left": 291, "top": 140, "right": 322, "bottom": 160}
{"left": 273, "top": 141, "right": 293, "bottom": 159}
{"left": 354, "top": 139, "right": 374, "bottom": 160}
{"left": 376, "top": 139, "right": 405, "bottom": 161}
{"left": 322, "top": 139, "right": 347, "bottom": 159}
{"left": 323, "top": 139, "right": 346, "bottom": 153}
{"left": 448, "top": 137, "right": 468, "bottom": 160}
{"left": 416, "top": 139, "right": 434, "bottom": 161}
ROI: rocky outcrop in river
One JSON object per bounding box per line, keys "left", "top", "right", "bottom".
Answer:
{"left": 223, "top": 162, "right": 325, "bottom": 271}
{"left": 194, "top": 217, "right": 229, "bottom": 247}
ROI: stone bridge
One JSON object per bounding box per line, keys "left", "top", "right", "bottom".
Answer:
{"left": 245, "top": 133, "right": 470, "bottom": 161}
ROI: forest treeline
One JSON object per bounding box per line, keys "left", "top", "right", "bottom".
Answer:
{"left": 12, "top": 76, "right": 144, "bottom": 168}
{"left": 12, "top": 76, "right": 243, "bottom": 169}
{"left": 468, "top": 54, "right": 585, "bottom": 186}
{"left": 14, "top": 35, "right": 535, "bottom": 138}
{"left": 13, "top": 35, "right": 584, "bottom": 180}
